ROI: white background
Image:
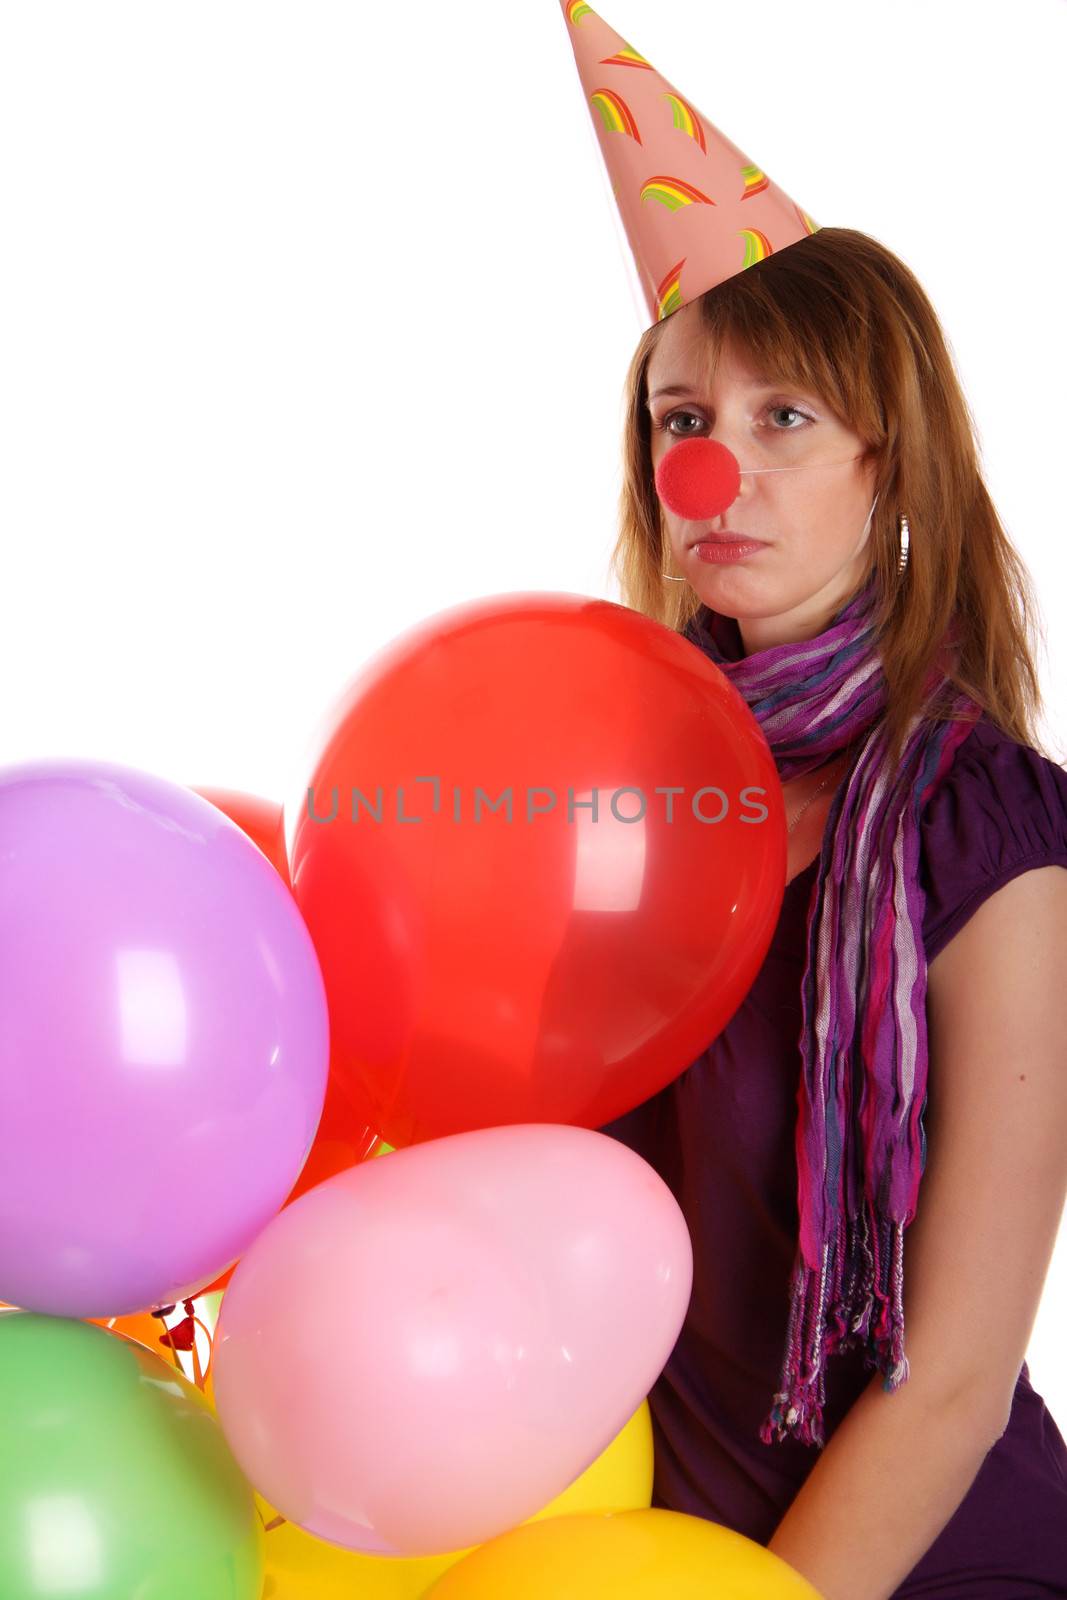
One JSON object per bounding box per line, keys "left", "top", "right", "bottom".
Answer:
{"left": 2, "top": 2, "right": 1065, "bottom": 1427}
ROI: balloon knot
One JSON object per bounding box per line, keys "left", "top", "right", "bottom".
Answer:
{"left": 160, "top": 1315, "right": 196, "bottom": 1352}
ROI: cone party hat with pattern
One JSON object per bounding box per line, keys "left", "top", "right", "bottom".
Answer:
{"left": 557, "top": 0, "right": 819, "bottom": 328}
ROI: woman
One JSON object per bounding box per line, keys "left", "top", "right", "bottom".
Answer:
{"left": 604, "top": 223, "right": 1067, "bottom": 1599}
{"left": 558, "top": 3, "right": 1067, "bottom": 1595}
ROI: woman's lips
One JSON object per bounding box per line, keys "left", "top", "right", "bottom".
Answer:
{"left": 689, "top": 531, "right": 768, "bottom": 547}
{"left": 691, "top": 534, "right": 768, "bottom": 565}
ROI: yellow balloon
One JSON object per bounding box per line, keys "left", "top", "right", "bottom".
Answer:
{"left": 204, "top": 1367, "right": 653, "bottom": 1600}
{"left": 422, "top": 1508, "right": 826, "bottom": 1599}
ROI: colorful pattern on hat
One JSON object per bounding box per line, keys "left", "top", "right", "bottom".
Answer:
{"left": 559, "top": 0, "right": 821, "bottom": 325}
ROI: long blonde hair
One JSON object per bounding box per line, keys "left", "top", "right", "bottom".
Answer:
{"left": 612, "top": 227, "right": 1051, "bottom": 771}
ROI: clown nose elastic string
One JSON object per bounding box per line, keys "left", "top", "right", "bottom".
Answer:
{"left": 655, "top": 436, "right": 864, "bottom": 522}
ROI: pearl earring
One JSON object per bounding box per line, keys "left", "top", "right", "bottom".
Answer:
{"left": 897, "top": 513, "right": 910, "bottom": 574}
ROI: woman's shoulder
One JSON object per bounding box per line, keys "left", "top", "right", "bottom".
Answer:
{"left": 919, "top": 712, "right": 1067, "bottom": 963}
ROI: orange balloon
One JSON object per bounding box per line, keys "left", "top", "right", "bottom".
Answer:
{"left": 424, "top": 1508, "right": 823, "bottom": 1599}
{"left": 290, "top": 595, "right": 786, "bottom": 1147}
{"left": 4, "top": 1304, "right": 175, "bottom": 1356}
{"left": 1, "top": 1304, "right": 215, "bottom": 1380}
{"left": 90, "top": 1309, "right": 179, "bottom": 1352}
{"left": 188, "top": 786, "right": 381, "bottom": 1295}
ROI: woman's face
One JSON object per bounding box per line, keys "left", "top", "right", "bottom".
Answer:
{"left": 645, "top": 300, "right": 879, "bottom": 654}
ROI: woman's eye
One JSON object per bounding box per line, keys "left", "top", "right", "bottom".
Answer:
{"left": 659, "top": 409, "right": 705, "bottom": 436}
{"left": 657, "top": 404, "right": 813, "bottom": 437}
{"left": 767, "top": 405, "right": 811, "bottom": 429}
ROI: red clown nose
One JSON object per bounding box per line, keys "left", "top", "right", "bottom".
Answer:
{"left": 654, "top": 438, "right": 742, "bottom": 522}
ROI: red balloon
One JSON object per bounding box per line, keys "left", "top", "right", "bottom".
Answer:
{"left": 290, "top": 595, "right": 786, "bottom": 1147}
{"left": 193, "top": 787, "right": 291, "bottom": 886}
{"left": 190, "top": 785, "right": 381, "bottom": 1295}
{"left": 654, "top": 437, "right": 741, "bottom": 521}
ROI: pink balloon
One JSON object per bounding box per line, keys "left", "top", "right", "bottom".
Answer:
{"left": 0, "top": 759, "right": 330, "bottom": 1318}
{"left": 211, "top": 1124, "right": 692, "bottom": 1557}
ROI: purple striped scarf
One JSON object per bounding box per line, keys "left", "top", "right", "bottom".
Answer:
{"left": 684, "top": 577, "right": 981, "bottom": 1448}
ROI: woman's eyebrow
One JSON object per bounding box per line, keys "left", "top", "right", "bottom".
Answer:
{"left": 646, "top": 383, "right": 698, "bottom": 404}
{"left": 646, "top": 376, "right": 796, "bottom": 405}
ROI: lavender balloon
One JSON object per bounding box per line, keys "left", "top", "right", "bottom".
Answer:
{"left": 0, "top": 759, "right": 330, "bottom": 1318}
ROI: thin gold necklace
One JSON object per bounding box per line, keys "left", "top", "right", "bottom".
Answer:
{"left": 786, "top": 758, "right": 845, "bottom": 836}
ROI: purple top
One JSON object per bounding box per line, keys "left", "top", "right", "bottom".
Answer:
{"left": 600, "top": 715, "right": 1067, "bottom": 1595}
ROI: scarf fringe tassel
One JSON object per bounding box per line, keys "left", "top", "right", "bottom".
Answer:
{"left": 759, "top": 1201, "right": 909, "bottom": 1448}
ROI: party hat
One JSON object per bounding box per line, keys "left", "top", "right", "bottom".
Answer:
{"left": 557, "top": 1, "right": 820, "bottom": 327}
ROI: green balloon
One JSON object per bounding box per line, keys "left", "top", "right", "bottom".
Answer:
{"left": 0, "top": 1313, "right": 263, "bottom": 1599}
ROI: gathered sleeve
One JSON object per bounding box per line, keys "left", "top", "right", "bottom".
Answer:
{"left": 919, "top": 719, "right": 1067, "bottom": 964}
